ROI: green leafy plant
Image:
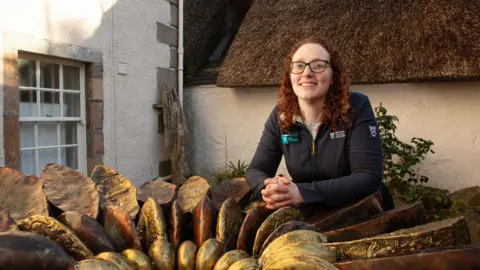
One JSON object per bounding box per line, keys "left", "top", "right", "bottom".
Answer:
{"left": 374, "top": 103, "right": 435, "bottom": 189}
{"left": 375, "top": 103, "right": 454, "bottom": 221}
{"left": 226, "top": 160, "right": 249, "bottom": 178}
{"left": 210, "top": 160, "right": 250, "bottom": 185}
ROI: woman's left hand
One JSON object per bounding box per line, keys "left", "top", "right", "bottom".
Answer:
{"left": 261, "top": 177, "right": 304, "bottom": 210}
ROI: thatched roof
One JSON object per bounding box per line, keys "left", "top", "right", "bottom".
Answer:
{"left": 216, "top": 0, "right": 480, "bottom": 87}
{"left": 184, "top": 0, "right": 227, "bottom": 82}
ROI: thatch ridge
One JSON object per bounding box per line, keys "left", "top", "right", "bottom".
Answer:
{"left": 217, "top": 0, "right": 480, "bottom": 87}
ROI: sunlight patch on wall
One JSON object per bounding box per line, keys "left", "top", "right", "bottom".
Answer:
{"left": 1, "top": 0, "right": 118, "bottom": 43}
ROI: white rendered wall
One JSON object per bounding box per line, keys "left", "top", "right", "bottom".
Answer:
{"left": 0, "top": 0, "right": 172, "bottom": 186}
{"left": 184, "top": 81, "right": 480, "bottom": 192}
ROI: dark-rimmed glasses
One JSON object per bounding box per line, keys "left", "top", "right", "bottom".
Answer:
{"left": 290, "top": 60, "right": 331, "bottom": 74}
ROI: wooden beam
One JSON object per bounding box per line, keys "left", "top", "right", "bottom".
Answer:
{"left": 325, "top": 201, "right": 427, "bottom": 242}
{"left": 324, "top": 216, "right": 471, "bottom": 261}
{"left": 334, "top": 244, "right": 480, "bottom": 270}
{"left": 306, "top": 191, "right": 383, "bottom": 231}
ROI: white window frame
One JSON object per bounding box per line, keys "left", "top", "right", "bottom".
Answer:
{"left": 18, "top": 52, "right": 87, "bottom": 175}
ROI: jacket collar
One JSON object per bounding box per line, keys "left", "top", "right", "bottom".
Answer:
{"left": 293, "top": 114, "right": 303, "bottom": 125}
{"left": 293, "top": 114, "right": 322, "bottom": 125}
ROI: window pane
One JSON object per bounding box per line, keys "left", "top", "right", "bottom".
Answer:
{"left": 19, "top": 90, "right": 38, "bottom": 117}
{"left": 60, "top": 146, "right": 78, "bottom": 169}
{"left": 64, "top": 93, "right": 81, "bottom": 117}
{"left": 63, "top": 66, "right": 80, "bottom": 90}
{"left": 39, "top": 148, "right": 58, "bottom": 170}
{"left": 40, "top": 62, "right": 59, "bottom": 89}
{"left": 38, "top": 121, "right": 58, "bottom": 147}
{"left": 17, "top": 59, "right": 37, "bottom": 87}
{"left": 40, "top": 91, "right": 60, "bottom": 117}
{"left": 20, "top": 122, "right": 35, "bottom": 148}
{"left": 21, "top": 149, "right": 36, "bottom": 175}
{"left": 60, "top": 122, "right": 77, "bottom": 145}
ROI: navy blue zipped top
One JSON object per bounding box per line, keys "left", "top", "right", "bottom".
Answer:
{"left": 245, "top": 92, "right": 392, "bottom": 209}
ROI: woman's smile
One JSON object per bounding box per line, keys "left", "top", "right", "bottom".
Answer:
{"left": 299, "top": 81, "right": 318, "bottom": 87}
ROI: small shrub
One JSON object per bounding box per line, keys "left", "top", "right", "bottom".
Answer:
{"left": 374, "top": 103, "right": 452, "bottom": 220}
{"left": 226, "top": 160, "right": 249, "bottom": 178}
{"left": 210, "top": 160, "right": 249, "bottom": 185}
{"left": 375, "top": 103, "right": 435, "bottom": 189}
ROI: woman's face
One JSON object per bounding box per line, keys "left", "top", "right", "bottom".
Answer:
{"left": 290, "top": 43, "right": 333, "bottom": 102}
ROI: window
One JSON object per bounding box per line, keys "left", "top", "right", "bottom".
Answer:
{"left": 17, "top": 53, "right": 87, "bottom": 175}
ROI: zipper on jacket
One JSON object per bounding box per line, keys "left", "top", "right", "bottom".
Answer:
{"left": 297, "top": 121, "right": 318, "bottom": 156}
{"left": 311, "top": 130, "right": 319, "bottom": 175}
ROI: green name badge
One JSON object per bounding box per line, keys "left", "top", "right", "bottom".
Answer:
{"left": 281, "top": 134, "right": 299, "bottom": 144}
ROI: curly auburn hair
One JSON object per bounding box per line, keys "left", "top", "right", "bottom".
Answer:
{"left": 277, "top": 37, "right": 351, "bottom": 133}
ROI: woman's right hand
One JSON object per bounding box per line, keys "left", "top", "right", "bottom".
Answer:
{"left": 261, "top": 176, "right": 293, "bottom": 210}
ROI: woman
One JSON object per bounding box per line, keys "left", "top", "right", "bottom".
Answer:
{"left": 245, "top": 37, "right": 394, "bottom": 212}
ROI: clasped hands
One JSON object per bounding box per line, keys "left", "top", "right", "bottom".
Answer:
{"left": 261, "top": 175, "right": 304, "bottom": 210}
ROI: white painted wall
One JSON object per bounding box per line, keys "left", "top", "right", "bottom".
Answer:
{"left": 184, "top": 81, "right": 480, "bottom": 192}
{"left": 0, "top": 0, "right": 172, "bottom": 186}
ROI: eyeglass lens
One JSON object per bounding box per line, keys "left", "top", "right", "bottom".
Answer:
{"left": 291, "top": 60, "right": 328, "bottom": 73}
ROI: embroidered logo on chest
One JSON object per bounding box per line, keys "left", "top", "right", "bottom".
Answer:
{"left": 330, "top": 130, "right": 346, "bottom": 139}
{"left": 369, "top": 125, "right": 377, "bottom": 137}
